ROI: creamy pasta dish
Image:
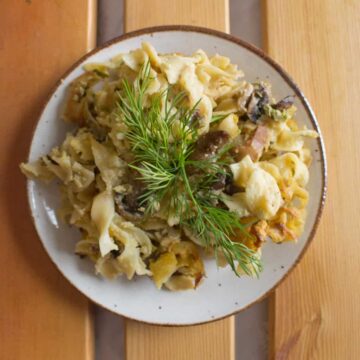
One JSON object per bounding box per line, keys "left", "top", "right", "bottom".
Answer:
{"left": 21, "top": 43, "right": 318, "bottom": 291}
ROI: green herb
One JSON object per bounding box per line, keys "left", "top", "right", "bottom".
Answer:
{"left": 210, "top": 113, "right": 228, "bottom": 124}
{"left": 115, "top": 62, "right": 262, "bottom": 276}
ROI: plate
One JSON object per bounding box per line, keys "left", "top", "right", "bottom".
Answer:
{"left": 26, "top": 26, "right": 327, "bottom": 325}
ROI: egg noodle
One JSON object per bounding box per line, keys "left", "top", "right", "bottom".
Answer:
{"left": 21, "top": 43, "right": 318, "bottom": 291}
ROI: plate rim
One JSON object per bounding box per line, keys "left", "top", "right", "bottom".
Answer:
{"left": 25, "top": 25, "right": 327, "bottom": 326}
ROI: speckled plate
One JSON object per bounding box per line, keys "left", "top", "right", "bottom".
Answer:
{"left": 26, "top": 26, "right": 327, "bottom": 325}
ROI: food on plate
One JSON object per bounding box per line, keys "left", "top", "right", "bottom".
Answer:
{"left": 20, "top": 43, "right": 318, "bottom": 290}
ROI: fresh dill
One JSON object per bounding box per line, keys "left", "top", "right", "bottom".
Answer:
{"left": 210, "top": 113, "right": 228, "bottom": 124}
{"left": 115, "top": 62, "right": 262, "bottom": 276}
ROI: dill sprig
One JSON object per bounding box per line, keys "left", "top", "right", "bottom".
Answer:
{"left": 210, "top": 113, "right": 228, "bottom": 124}
{"left": 115, "top": 62, "right": 262, "bottom": 276}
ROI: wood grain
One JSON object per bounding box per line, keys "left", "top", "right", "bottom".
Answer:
{"left": 124, "top": 1, "right": 234, "bottom": 359}
{"left": 125, "top": 0, "right": 229, "bottom": 33}
{"left": 0, "top": 1, "right": 96, "bottom": 359}
{"left": 263, "top": 1, "right": 360, "bottom": 358}
{"left": 126, "top": 318, "right": 235, "bottom": 360}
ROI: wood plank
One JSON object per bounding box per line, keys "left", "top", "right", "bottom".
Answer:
{"left": 0, "top": 1, "right": 97, "bottom": 359}
{"left": 263, "top": 1, "right": 360, "bottom": 358}
{"left": 125, "top": 0, "right": 229, "bottom": 33}
{"left": 126, "top": 318, "right": 234, "bottom": 360}
{"left": 124, "top": 1, "right": 234, "bottom": 359}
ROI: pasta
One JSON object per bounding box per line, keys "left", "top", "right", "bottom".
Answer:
{"left": 20, "top": 43, "right": 318, "bottom": 291}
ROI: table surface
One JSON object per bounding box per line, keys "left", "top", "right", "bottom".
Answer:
{"left": 265, "top": 1, "right": 360, "bottom": 358}
{"left": 1, "top": 1, "right": 359, "bottom": 359}
{"left": 0, "top": 1, "right": 96, "bottom": 359}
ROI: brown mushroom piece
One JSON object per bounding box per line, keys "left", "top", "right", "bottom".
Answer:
{"left": 245, "top": 83, "right": 271, "bottom": 122}
{"left": 224, "top": 175, "right": 243, "bottom": 195}
{"left": 114, "top": 176, "right": 146, "bottom": 221}
{"left": 189, "top": 130, "right": 230, "bottom": 161}
{"left": 272, "top": 95, "right": 295, "bottom": 110}
{"left": 114, "top": 191, "right": 145, "bottom": 222}
{"left": 187, "top": 130, "right": 230, "bottom": 190}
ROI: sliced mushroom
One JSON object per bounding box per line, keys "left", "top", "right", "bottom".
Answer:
{"left": 186, "top": 130, "right": 230, "bottom": 184}
{"left": 272, "top": 95, "right": 294, "bottom": 111}
{"left": 245, "top": 83, "right": 271, "bottom": 122}
{"left": 114, "top": 173, "right": 146, "bottom": 221}
{"left": 189, "top": 130, "right": 230, "bottom": 161}
{"left": 224, "top": 174, "right": 243, "bottom": 195}
{"left": 114, "top": 190, "right": 145, "bottom": 221}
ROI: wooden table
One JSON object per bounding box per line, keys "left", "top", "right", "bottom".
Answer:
{"left": 1, "top": 1, "right": 359, "bottom": 359}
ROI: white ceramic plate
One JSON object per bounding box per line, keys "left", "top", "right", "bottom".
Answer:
{"left": 26, "top": 26, "right": 326, "bottom": 325}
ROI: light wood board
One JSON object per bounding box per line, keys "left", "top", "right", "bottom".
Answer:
{"left": 125, "top": 0, "right": 229, "bottom": 33}
{"left": 124, "top": 1, "right": 234, "bottom": 359}
{"left": 0, "top": 1, "right": 96, "bottom": 359}
{"left": 263, "top": 0, "right": 360, "bottom": 358}
{"left": 126, "top": 317, "right": 234, "bottom": 360}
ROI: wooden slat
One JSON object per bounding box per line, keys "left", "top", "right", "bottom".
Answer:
{"left": 263, "top": 1, "right": 360, "bottom": 358}
{"left": 126, "top": 318, "right": 234, "bottom": 360}
{"left": 124, "top": 1, "right": 234, "bottom": 359}
{"left": 125, "top": 0, "right": 229, "bottom": 33}
{"left": 0, "top": 1, "right": 97, "bottom": 359}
